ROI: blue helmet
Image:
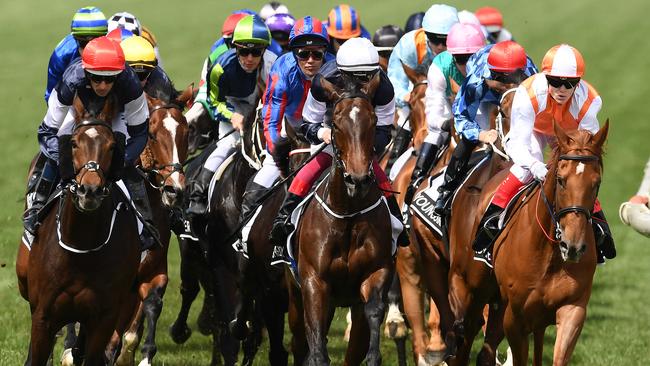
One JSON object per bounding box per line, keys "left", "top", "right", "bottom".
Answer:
{"left": 422, "top": 4, "right": 459, "bottom": 35}
{"left": 405, "top": 12, "right": 424, "bottom": 33}
{"left": 289, "top": 16, "right": 329, "bottom": 49}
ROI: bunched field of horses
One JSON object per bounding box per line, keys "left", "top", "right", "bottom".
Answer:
{"left": 1, "top": 0, "right": 649, "bottom": 365}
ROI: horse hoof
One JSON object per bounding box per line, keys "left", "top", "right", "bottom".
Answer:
{"left": 115, "top": 331, "right": 139, "bottom": 366}
{"left": 419, "top": 350, "right": 445, "bottom": 366}
{"left": 197, "top": 308, "right": 212, "bottom": 336}
{"left": 137, "top": 358, "right": 152, "bottom": 366}
{"left": 60, "top": 348, "right": 74, "bottom": 366}
{"left": 229, "top": 318, "right": 251, "bottom": 340}
{"left": 169, "top": 321, "right": 192, "bottom": 344}
{"left": 384, "top": 303, "right": 408, "bottom": 339}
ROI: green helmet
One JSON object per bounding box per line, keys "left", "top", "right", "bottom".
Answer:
{"left": 232, "top": 15, "right": 271, "bottom": 47}
{"left": 71, "top": 6, "right": 108, "bottom": 37}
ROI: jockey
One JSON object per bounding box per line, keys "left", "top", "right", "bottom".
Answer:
{"left": 387, "top": 4, "right": 459, "bottom": 167}
{"left": 372, "top": 25, "right": 404, "bottom": 72}
{"left": 475, "top": 7, "right": 514, "bottom": 44}
{"left": 433, "top": 41, "right": 538, "bottom": 214}
{"left": 107, "top": 27, "right": 134, "bottom": 43}
{"left": 403, "top": 23, "right": 486, "bottom": 209}
{"left": 29, "top": 36, "right": 159, "bottom": 247}
{"left": 404, "top": 12, "right": 425, "bottom": 33}
{"left": 238, "top": 16, "right": 332, "bottom": 226}
{"left": 45, "top": 6, "right": 108, "bottom": 103}
{"left": 473, "top": 44, "right": 616, "bottom": 266}
{"left": 266, "top": 13, "right": 295, "bottom": 53}
{"left": 324, "top": 4, "right": 371, "bottom": 54}
{"left": 120, "top": 36, "right": 176, "bottom": 99}
{"left": 185, "top": 15, "right": 277, "bottom": 218}
{"left": 259, "top": 1, "right": 290, "bottom": 20}
{"left": 268, "top": 37, "right": 408, "bottom": 265}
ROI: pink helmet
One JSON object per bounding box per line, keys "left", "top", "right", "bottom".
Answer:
{"left": 446, "top": 23, "right": 485, "bottom": 55}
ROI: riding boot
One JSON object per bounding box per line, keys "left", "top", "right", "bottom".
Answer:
{"left": 404, "top": 142, "right": 439, "bottom": 208}
{"left": 269, "top": 192, "right": 302, "bottom": 265}
{"left": 239, "top": 182, "right": 269, "bottom": 224}
{"left": 388, "top": 128, "right": 413, "bottom": 167}
{"left": 23, "top": 158, "right": 58, "bottom": 235}
{"left": 471, "top": 203, "right": 504, "bottom": 268}
{"left": 434, "top": 138, "right": 477, "bottom": 215}
{"left": 593, "top": 210, "right": 616, "bottom": 263}
{"left": 124, "top": 166, "right": 161, "bottom": 250}
{"left": 185, "top": 168, "right": 214, "bottom": 218}
{"left": 387, "top": 195, "right": 410, "bottom": 247}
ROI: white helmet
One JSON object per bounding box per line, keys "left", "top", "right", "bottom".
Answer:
{"left": 108, "top": 12, "right": 141, "bottom": 36}
{"left": 336, "top": 37, "right": 379, "bottom": 72}
{"left": 259, "top": 2, "right": 290, "bottom": 20}
{"left": 458, "top": 10, "right": 481, "bottom": 26}
{"left": 422, "top": 4, "right": 459, "bottom": 35}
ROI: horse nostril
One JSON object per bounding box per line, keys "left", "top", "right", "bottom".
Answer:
{"left": 579, "top": 244, "right": 587, "bottom": 254}
{"left": 77, "top": 184, "right": 86, "bottom": 195}
{"left": 560, "top": 241, "right": 568, "bottom": 251}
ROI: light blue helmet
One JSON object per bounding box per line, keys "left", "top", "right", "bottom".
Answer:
{"left": 422, "top": 4, "right": 459, "bottom": 35}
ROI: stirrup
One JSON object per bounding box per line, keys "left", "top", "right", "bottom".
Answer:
{"left": 270, "top": 245, "right": 290, "bottom": 266}
{"left": 472, "top": 249, "right": 493, "bottom": 269}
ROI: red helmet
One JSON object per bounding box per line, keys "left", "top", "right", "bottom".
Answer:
{"left": 487, "top": 41, "right": 526, "bottom": 72}
{"left": 222, "top": 13, "right": 248, "bottom": 37}
{"left": 82, "top": 36, "right": 125, "bottom": 75}
{"left": 475, "top": 6, "right": 503, "bottom": 33}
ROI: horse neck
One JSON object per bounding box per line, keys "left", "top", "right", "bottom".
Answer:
{"left": 324, "top": 164, "right": 381, "bottom": 214}
{"left": 59, "top": 191, "right": 116, "bottom": 250}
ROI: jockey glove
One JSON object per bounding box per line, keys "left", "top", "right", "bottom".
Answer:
{"left": 530, "top": 161, "right": 549, "bottom": 181}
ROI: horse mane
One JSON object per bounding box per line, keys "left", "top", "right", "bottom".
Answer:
{"left": 145, "top": 77, "right": 180, "bottom": 104}
{"left": 548, "top": 128, "right": 606, "bottom": 171}
{"left": 73, "top": 93, "right": 118, "bottom": 124}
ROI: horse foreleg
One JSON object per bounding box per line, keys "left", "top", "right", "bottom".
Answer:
{"left": 302, "top": 276, "right": 331, "bottom": 365}
{"left": 502, "top": 305, "right": 528, "bottom": 366}
{"left": 477, "top": 303, "right": 505, "bottom": 366}
{"left": 344, "top": 303, "right": 370, "bottom": 366}
{"left": 169, "top": 239, "right": 201, "bottom": 344}
{"left": 552, "top": 305, "right": 586, "bottom": 366}
{"left": 138, "top": 281, "right": 166, "bottom": 366}
{"left": 241, "top": 304, "right": 263, "bottom": 366}
{"left": 384, "top": 272, "right": 408, "bottom": 341}
{"left": 533, "top": 328, "right": 544, "bottom": 366}
{"left": 288, "top": 282, "right": 308, "bottom": 366}
{"left": 114, "top": 294, "right": 144, "bottom": 366}
{"left": 83, "top": 318, "right": 118, "bottom": 366}
{"left": 29, "top": 311, "right": 56, "bottom": 366}
{"left": 360, "top": 267, "right": 390, "bottom": 366}
{"left": 260, "top": 286, "right": 289, "bottom": 366}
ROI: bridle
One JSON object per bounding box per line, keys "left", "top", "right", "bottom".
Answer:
{"left": 142, "top": 103, "right": 185, "bottom": 190}
{"left": 69, "top": 120, "right": 114, "bottom": 198}
{"left": 330, "top": 92, "right": 375, "bottom": 178}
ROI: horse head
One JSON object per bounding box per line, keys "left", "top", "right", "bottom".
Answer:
{"left": 551, "top": 120, "right": 609, "bottom": 262}
{"left": 402, "top": 63, "right": 429, "bottom": 149}
{"left": 141, "top": 86, "right": 192, "bottom": 208}
{"left": 318, "top": 73, "right": 380, "bottom": 197}
{"left": 185, "top": 90, "right": 217, "bottom": 155}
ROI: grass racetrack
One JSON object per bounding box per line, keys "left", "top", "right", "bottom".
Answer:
{"left": 1, "top": 0, "right": 649, "bottom": 364}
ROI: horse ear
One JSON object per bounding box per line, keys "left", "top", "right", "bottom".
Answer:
{"left": 145, "top": 93, "right": 155, "bottom": 111}
{"left": 361, "top": 71, "right": 381, "bottom": 100}
{"left": 176, "top": 85, "right": 194, "bottom": 106}
{"left": 316, "top": 74, "right": 343, "bottom": 103}
{"left": 401, "top": 62, "right": 419, "bottom": 84}
{"left": 591, "top": 119, "right": 609, "bottom": 149}
{"left": 553, "top": 119, "right": 571, "bottom": 149}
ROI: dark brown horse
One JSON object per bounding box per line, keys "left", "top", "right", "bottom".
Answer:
{"left": 16, "top": 96, "right": 141, "bottom": 366}
{"left": 287, "top": 74, "right": 394, "bottom": 366}
{"left": 488, "top": 122, "right": 608, "bottom": 365}
{"left": 112, "top": 88, "right": 192, "bottom": 366}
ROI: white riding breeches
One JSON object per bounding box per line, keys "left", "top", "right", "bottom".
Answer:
{"left": 203, "top": 122, "right": 240, "bottom": 172}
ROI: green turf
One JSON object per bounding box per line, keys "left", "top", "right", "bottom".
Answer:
{"left": 1, "top": 0, "right": 649, "bottom": 365}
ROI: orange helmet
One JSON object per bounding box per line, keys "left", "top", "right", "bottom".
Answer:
{"left": 475, "top": 6, "right": 503, "bottom": 33}
{"left": 541, "top": 44, "right": 585, "bottom": 78}
{"left": 326, "top": 4, "right": 362, "bottom": 39}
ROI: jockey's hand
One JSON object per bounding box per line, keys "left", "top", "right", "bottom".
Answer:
{"left": 478, "top": 129, "right": 499, "bottom": 144}
{"left": 403, "top": 92, "right": 411, "bottom": 103}
{"left": 231, "top": 112, "right": 245, "bottom": 131}
{"left": 319, "top": 128, "right": 332, "bottom": 144}
{"left": 530, "top": 161, "right": 549, "bottom": 181}
{"left": 629, "top": 195, "right": 649, "bottom": 205}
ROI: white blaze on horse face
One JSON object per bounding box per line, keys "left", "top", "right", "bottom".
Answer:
{"left": 163, "top": 113, "right": 182, "bottom": 187}
{"left": 576, "top": 162, "right": 585, "bottom": 175}
{"left": 349, "top": 106, "right": 360, "bottom": 122}
{"left": 84, "top": 127, "right": 99, "bottom": 139}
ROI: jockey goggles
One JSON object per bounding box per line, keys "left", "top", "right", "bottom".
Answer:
{"left": 546, "top": 75, "right": 580, "bottom": 89}
{"left": 74, "top": 35, "right": 96, "bottom": 48}
{"left": 490, "top": 70, "right": 524, "bottom": 84}
{"left": 85, "top": 70, "right": 118, "bottom": 84}
{"left": 453, "top": 53, "right": 472, "bottom": 65}
{"left": 425, "top": 32, "right": 447, "bottom": 46}
{"left": 295, "top": 49, "right": 324, "bottom": 61}
{"left": 342, "top": 69, "right": 378, "bottom": 83}
{"left": 236, "top": 46, "right": 264, "bottom": 57}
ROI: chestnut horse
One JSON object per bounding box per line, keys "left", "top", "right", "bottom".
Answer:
{"left": 489, "top": 122, "right": 608, "bottom": 365}
{"left": 112, "top": 88, "right": 192, "bottom": 366}
{"left": 17, "top": 96, "right": 141, "bottom": 366}
{"left": 287, "top": 74, "right": 394, "bottom": 366}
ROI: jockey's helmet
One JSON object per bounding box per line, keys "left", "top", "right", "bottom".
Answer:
{"left": 457, "top": 10, "right": 482, "bottom": 27}
{"left": 222, "top": 13, "right": 248, "bottom": 38}
{"left": 372, "top": 25, "right": 404, "bottom": 52}
{"left": 108, "top": 12, "right": 141, "bottom": 36}
{"left": 475, "top": 7, "right": 503, "bottom": 33}
{"left": 121, "top": 36, "right": 157, "bottom": 72}
{"left": 71, "top": 6, "right": 108, "bottom": 38}
{"left": 289, "top": 16, "right": 329, "bottom": 49}
{"left": 446, "top": 23, "right": 485, "bottom": 55}
{"left": 260, "top": 2, "right": 290, "bottom": 20}
{"left": 82, "top": 36, "right": 125, "bottom": 76}
{"left": 266, "top": 13, "right": 295, "bottom": 34}
{"left": 337, "top": 37, "right": 379, "bottom": 80}
{"left": 107, "top": 28, "right": 134, "bottom": 43}
{"left": 487, "top": 41, "right": 526, "bottom": 72}
{"left": 542, "top": 44, "right": 585, "bottom": 78}
{"left": 326, "top": 4, "right": 362, "bottom": 40}
{"left": 232, "top": 15, "right": 272, "bottom": 48}
{"left": 422, "top": 4, "right": 459, "bottom": 35}
{"left": 405, "top": 12, "right": 424, "bottom": 33}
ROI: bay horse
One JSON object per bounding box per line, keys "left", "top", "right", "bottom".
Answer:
{"left": 287, "top": 73, "right": 394, "bottom": 366}
{"left": 16, "top": 95, "right": 141, "bottom": 366}
{"left": 112, "top": 87, "right": 192, "bottom": 366}
{"left": 489, "top": 122, "right": 608, "bottom": 365}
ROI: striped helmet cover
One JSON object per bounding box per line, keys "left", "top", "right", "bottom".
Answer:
{"left": 71, "top": 6, "right": 108, "bottom": 37}
{"left": 327, "top": 4, "right": 361, "bottom": 39}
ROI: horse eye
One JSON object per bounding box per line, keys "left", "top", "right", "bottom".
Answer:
{"left": 557, "top": 176, "right": 566, "bottom": 188}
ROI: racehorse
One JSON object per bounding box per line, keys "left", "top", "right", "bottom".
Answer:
{"left": 287, "top": 74, "right": 394, "bottom": 366}
{"left": 490, "top": 122, "right": 608, "bottom": 365}
{"left": 16, "top": 95, "right": 141, "bottom": 366}
{"left": 112, "top": 87, "right": 192, "bottom": 366}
